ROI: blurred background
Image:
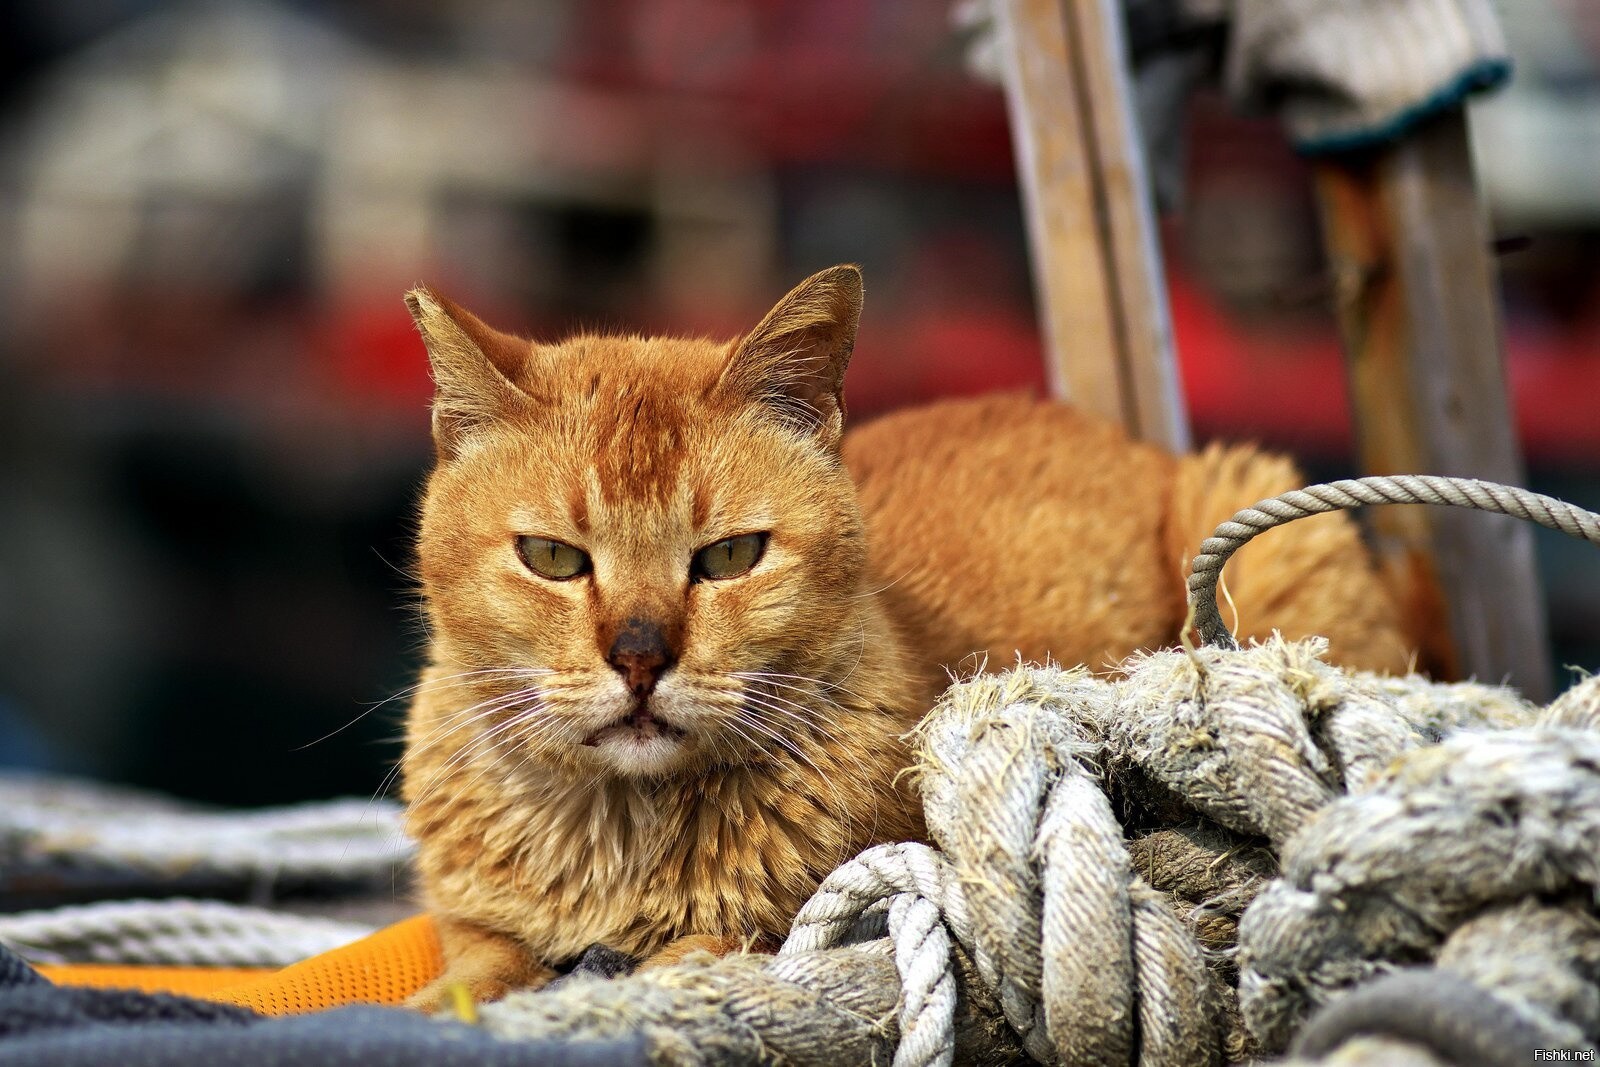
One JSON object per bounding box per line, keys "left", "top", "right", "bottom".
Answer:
{"left": 0, "top": 0, "right": 1596, "bottom": 806}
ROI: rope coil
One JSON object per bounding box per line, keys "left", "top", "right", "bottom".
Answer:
{"left": 473, "top": 644, "right": 1599, "bottom": 1063}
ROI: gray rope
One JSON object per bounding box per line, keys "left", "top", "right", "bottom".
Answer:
{"left": 0, "top": 898, "right": 375, "bottom": 967}
{"left": 470, "top": 645, "right": 1597, "bottom": 1065}
{"left": 1186, "top": 475, "right": 1600, "bottom": 649}
{"left": 1287, "top": 969, "right": 1565, "bottom": 1067}
{"left": 781, "top": 842, "right": 964, "bottom": 1067}
{"left": 0, "top": 775, "right": 412, "bottom": 881}
{"left": 1237, "top": 727, "right": 1600, "bottom": 1053}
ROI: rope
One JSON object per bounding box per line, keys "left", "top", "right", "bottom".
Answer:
{"left": 781, "top": 842, "right": 963, "bottom": 1067}
{"left": 1286, "top": 969, "right": 1559, "bottom": 1067}
{"left": 14, "top": 476, "right": 1600, "bottom": 1065}
{"left": 1238, "top": 722, "right": 1600, "bottom": 1054}
{"left": 474, "top": 644, "right": 1600, "bottom": 1064}
{"left": 0, "top": 899, "right": 374, "bottom": 967}
{"left": 0, "top": 775, "right": 412, "bottom": 883}
{"left": 1185, "top": 475, "right": 1600, "bottom": 649}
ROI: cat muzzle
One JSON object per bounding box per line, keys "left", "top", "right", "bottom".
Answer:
{"left": 581, "top": 700, "right": 685, "bottom": 747}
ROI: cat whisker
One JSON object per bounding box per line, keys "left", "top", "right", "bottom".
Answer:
{"left": 729, "top": 668, "right": 869, "bottom": 707}
{"left": 448, "top": 703, "right": 560, "bottom": 801}
{"left": 739, "top": 694, "right": 841, "bottom": 744}
{"left": 731, "top": 701, "right": 863, "bottom": 849}
{"left": 834, "top": 623, "right": 871, "bottom": 695}
{"left": 731, "top": 681, "right": 825, "bottom": 716}
{"left": 850, "top": 565, "right": 916, "bottom": 600}
{"left": 729, "top": 682, "right": 848, "bottom": 739}
{"left": 735, "top": 699, "right": 852, "bottom": 793}
{"left": 403, "top": 687, "right": 554, "bottom": 808}
{"left": 405, "top": 681, "right": 557, "bottom": 755}
{"left": 408, "top": 706, "right": 550, "bottom": 814}
{"left": 297, "top": 667, "right": 553, "bottom": 753}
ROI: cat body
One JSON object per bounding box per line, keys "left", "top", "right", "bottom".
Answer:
{"left": 400, "top": 267, "right": 1408, "bottom": 1005}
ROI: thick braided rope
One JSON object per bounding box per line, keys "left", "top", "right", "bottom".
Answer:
{"left": 0, "top": 898, "right": 374, "bottom": 966}
{"left": 913, "top": 668, "right": 1221, "bottom": 1065}
{"left": 468, "top": 655, "right": 1600, "bottom": 1064}
{"left": 1187, "top": 476, "right": 1600, "bottom": 648}
{"left": 482, "top": 941, "right": 984, "bottom": 1067}
{"left": 1237, "top": 720, "right": 1600, "bottom": 1055}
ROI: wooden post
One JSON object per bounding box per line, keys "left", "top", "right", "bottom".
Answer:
{"left": 993, "top": 0, "right": 1189, "bottom": 451}
{"left": 1315, "top": 109, "right": 1551, "bottom": 699}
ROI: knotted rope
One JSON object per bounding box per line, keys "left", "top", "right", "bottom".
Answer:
{"left": 13, "top": 478, "right": 1599, "bottom": 1065}
{"left": 476, "top": 635, "right": 1597, "bottom": 1064}
{"left": 464, "top": 476, "right": 1600, "bottom": 1064}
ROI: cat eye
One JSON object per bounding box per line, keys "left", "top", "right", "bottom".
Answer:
{"left": 516, "top": 536, "right": 590, "bottom": 580}
{"left": 692, "top": 533, "right": 768, "bottom": 581}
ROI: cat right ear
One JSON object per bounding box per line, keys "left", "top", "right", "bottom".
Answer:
{"left": 404, "top": 287, "right": 529, "bottom": 458}
{"left": 719, "top": 264, "right": 863, "bottom": 449}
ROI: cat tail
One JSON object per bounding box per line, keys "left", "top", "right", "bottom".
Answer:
{"left": 1164, "top": 443, "right": 1442, "bottom": 676}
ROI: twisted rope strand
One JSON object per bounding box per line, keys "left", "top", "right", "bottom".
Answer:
{"left": 1187, "top": 476, "right": 1600, "bottom": 648}
{"left": 0, "top": 899, "right": 374, "bottom": 967}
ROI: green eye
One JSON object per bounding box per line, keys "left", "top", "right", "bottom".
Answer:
{"left": 692, "top": 533, "right": 768, "bottom": 581}
{"left": 516, "top": 536, "right": 590, "bottom": 580}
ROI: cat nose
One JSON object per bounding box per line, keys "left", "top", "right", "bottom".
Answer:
{"left": 606, "top": 618, "right": 676, "bottom": 697}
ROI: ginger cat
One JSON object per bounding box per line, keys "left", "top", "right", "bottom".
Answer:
{"left": 400, "top": 265, "right": 1409, "bottom": 1008}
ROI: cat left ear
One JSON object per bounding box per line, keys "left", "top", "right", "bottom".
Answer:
{"left": 404, "top": 287, "right": 530, "bottom": 459}
{"left": 721, "top": 265, "right": 862, "bottom": 448}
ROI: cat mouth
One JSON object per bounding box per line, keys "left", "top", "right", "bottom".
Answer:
{"left": 582, "top": 703, "right": 685, "bottom": 747}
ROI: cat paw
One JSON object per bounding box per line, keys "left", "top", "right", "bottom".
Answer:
{"left": 636, "top": 933, "right": 768, "bottom": 972}
{"left": 408, "top": 916, "right": 554, "bottom": 1013}
{"left": 406, "top": 968, "right": 552, "bottom": 1014}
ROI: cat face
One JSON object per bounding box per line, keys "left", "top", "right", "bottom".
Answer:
{"left": 410, "top": 268, "right": 869, "bottom": 778}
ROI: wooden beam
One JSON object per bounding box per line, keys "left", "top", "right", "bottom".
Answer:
{"left": 1314, "top": 108, "right": 1550, "bottom": 699}
{"left": 994, "top": 0, "right": 1189, "bottom": 450}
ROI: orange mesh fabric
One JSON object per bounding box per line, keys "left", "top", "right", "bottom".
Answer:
{"left": 34, "top": 964, "right": 273, "bottom": 996}
{"left": 42, "top": 914, "right": 443, "bottom": 1016}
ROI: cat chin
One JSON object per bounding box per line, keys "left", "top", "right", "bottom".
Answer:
{"left": 586, "top": 730, "right": 693, "bottom": 777}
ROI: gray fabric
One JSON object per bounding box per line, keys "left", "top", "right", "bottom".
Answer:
{"left": 0, "top": 941, "right": 647, "bottom": 1067}
{"left": 958, "top": 0, "right": 1512, "bottom": 204}
{"left": 1223, "top": 0, "right": 1509, "bottom": 150}
{"left": 1129, "top": 0, "right": 1511, "bottom": 155}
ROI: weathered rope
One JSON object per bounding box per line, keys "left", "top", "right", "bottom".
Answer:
{"left": 0, "top": 899, "right": 374, "bottom": 967}
{"left": 0, "top": 775, "right": 412, "bottom": 883}
{"left": 473, "top": 642, "right": 1596, "bottom": 1064}
{"left": 11, "top": 478, "right": 1599, "bottom": 1065}
{"left": 1238, "top": 715, "right": 1600, "bottom": 1054}
{"left": 480, "top": 938, "right": 1024, "bottom": 1067}
{"left": 1285, "top": 969, "right": 1559, "bottom": 1067}
{"left": 1186, "top": 475, "right": 1600, "bottom": 649}
{"left": 781, "top": 842, "right": 964, "bottom": 1067}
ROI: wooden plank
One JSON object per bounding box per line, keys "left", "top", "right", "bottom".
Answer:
{"left": 1314, "top": 108, "right": 1551, "bottom": 699}
{"left": 993, "top": 0, "right": 1189, "bottom": 450}
{"left": 993, "top": 0, "right": 1124, "bottom": 422}
{"left": 1061, "top": 0, "right": 1189, "bottom": 450}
